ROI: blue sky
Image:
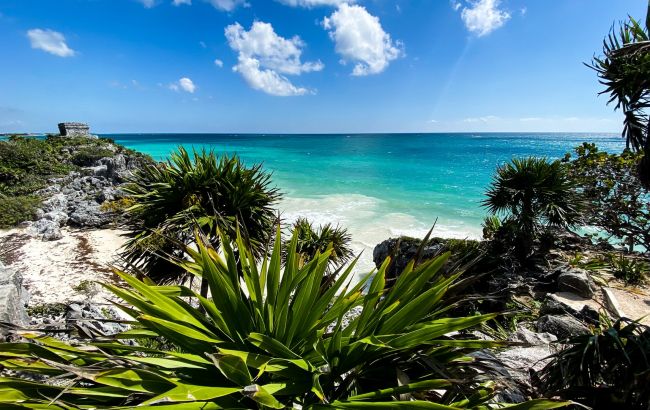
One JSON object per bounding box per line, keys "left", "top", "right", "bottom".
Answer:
{"left": 0, "top": 0, "right": 646, "bottom": 134}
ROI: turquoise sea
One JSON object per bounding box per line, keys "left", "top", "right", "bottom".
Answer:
{"left": 106, "top": 133, "right": 623, "bottom": 273}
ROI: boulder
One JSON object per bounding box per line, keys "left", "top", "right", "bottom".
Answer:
{"left": 373, "top": 237, "right": 443, "bottom": 281}
{"left": 508, "top": 326, "right": 557, "bottom": 345}
{"left": 537, "top": 314, "right": 589, "bottom": 340}
{"left": 557, "top": 268, "right": 597, "bottom": 298}
{"left": 0, "top": 264, "right": 28, "bottom": 332}
{"left": 68, "top": 201, "right": 112, "bottom": 227}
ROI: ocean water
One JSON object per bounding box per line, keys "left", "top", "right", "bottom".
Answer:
{"left": 106, "top": 132, "right": 623, "bottom": 275}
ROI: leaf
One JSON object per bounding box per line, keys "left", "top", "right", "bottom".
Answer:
{"left": 211, "top": 354, "right": 252, "bottom": 386}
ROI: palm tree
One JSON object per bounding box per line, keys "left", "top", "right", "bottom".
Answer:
{"left": 482, "top": 157, "right": 581, "bottom": 258}
{"left": 120, "top": 146, "right": 281, "bottom": 286}
{"left": 285, "top": 217, "right": 353, "bottom": 287}
{"left": 589, "top": 2, "right": 650, "bottom": 186}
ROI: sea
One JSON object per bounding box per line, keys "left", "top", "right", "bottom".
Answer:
{"left": 104, "top": 132, "right": 622, "bottom": 275}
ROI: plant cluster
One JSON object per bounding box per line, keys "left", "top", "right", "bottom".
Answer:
{"left": 482, "top": 157, "right": 581, "bottom": 261}
{"left": 589, "top": 9, "right": 650, "bottom": 186}
{"left": 564, "top": 142, "right": 650, "bottom": 253}
{"left": 536, "top": 318, "right": 650, "bottom": 409}
{"left": 0, "top": 230, "right": 571, "bottom": 409}
{"left": 120, "top": 147, "right": 281, "bottom": 285}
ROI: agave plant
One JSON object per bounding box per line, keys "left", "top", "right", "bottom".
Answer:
{"left": 0, "top": 230, "right": 570, "bottom": 409}
{"left": 120, "top": 146, "right": 281, "bottom": 284}
{"left": 536, "top": 318, "right": 650, "bottom": 409}
{"left": 483, "top": 157, "right": 581, "bottom": 259}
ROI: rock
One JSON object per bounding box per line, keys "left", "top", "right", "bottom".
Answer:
{"left": 557, "top": 268, "right": 597, "bottom": 298}
{"left": 42, "top": 193, "right": 68, "bottom": 213}
{"left": 508, "top": 326, "right": 557, "bottom": 345}
{"left": 0, "top": 264, "right": 29, "bottom": 332}
{"left": 373, "top": 237, "right": 443, "bottom": 282}
{"left": 537, "top": 314, "right": 589, "bottom": 340}
{"left": 42, "top": 224, "right": 63, "bottom": 241}
{"left": 539, "top": 294, "right": 579, "bottom": 316}
{"left": 68, "top": 201, "right": 111, "bottom": 227}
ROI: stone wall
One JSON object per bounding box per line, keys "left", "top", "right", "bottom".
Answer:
{"left": 58, "top": 122, "right": 91, "bottom": 138}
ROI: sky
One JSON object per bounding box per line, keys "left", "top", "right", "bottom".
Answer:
{"left": 0, "top": 0, "right": 647, "bottom": 134}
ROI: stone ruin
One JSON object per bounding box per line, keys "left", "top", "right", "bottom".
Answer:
{"left": 57, "top": 122, "right": 94, "bottom": 138}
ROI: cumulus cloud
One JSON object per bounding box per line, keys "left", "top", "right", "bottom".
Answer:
{"left": 206, "top": 0, "right": 248, "bottom": 11}
{"left": 27, "top": 29, "right": 76, "bottom": 57}
{"left": 169, "top": 77, "right": 196, "bottom": 93}
{"left": 277, "top": 0, "right": 352, "bottom": 7}
{"left": 173, "top": 0, "right": 191, "bottom": 5}
{"left": 214, "top": 59, "right": 224, "bottom": 67}
{"left": 458, "top": 0, "right": 510, "bottom": 37}
{"left": 138, "top": 0, "right": 156, "bottom": 7}
{"left": 323, "top": 4, "right": 402, "bottom": 76}
{"left": 225, "top": 21, "right": 322, "bottom": 96}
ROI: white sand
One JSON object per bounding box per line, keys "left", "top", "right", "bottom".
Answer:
{"left": 0, "top": 228, "right": 127, "bottom": 305}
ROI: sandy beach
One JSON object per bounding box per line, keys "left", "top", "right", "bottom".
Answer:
{"left": 0, "top": 228, "right": 127, "bottom": 305}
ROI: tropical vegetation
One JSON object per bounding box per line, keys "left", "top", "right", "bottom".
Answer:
{"left": 482, "top": 157, "right": 581, "bottom": 260}
{"left": 589, "top": 3, "right": 650, "bottom": 186}
{"left": 564, "top": 142, "right": 650, "bottom": 252}
{"left": 536, "top": 318, "right": 650, "bottom": 409}
{"left": 120, "top": 147, "right": 281, "bottom": 285}
{"left": 0, "top": 229, "right": 571, "bottom": 409}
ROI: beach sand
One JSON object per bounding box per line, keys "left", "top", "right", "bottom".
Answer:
{"left": 0, "top": 228, "right": 127, "bottom": 306}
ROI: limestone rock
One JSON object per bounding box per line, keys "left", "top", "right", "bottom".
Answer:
{"left": 537, "top": 314, "right": 589, "bottom": 340}
{"left": 557, "top": 268, "right": 597, "bottom": 298}
{"left": 373, "top": 237, "right": 442, "bottom": 282}
{"left": 508, "top": 326, "right": 557, "bottom": 345}
{"left": 0, "top": 264, "right": 29, "bottom": 332}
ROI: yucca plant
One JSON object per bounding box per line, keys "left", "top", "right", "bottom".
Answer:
{"left": 0, "top": 229, "right": 570, "bottom": 409}
{"left": 536, "top": 318, "right": 650, "bottom": 409}
{"left": 120, "top": 146, "right": 281, "bottom": 284}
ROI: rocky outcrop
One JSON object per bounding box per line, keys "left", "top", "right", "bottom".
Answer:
{"left": 0, "top": 263, "right": 29, "bottom": 337}
{"left": 373, "top": 237, "right": 444, "bottom": 281}
{"left": 25, "top": 150, "right": 147, "bottom": 240}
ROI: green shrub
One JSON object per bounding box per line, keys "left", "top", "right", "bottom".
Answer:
{"left": 121, "top": 147, "right": 281, "bottom": 285}
{"left": 70, "top": 146, "right": 114, "bottom": 166}
{"left": 607, "top": 254, "right": 648, "bottom": 285}
{"left": 537, "top": 318, "right": 650, "bottom": 408}
{"left": 26, "top": 302, "right": 68, "bottom": 317}
{"left": 285, "top": 217, "right": 353, "bottom": 272}
{"left": 0, "top": 195, "right": 41, "bottom": 228}
{"left": 0, "top": 230, "right": 570, "bottom": 409}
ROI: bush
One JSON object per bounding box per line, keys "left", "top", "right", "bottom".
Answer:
{"left": 121, "top": 147, "right": 281, "bottom": 285}
{"left": 0, "top": 230, "right": 570, "bottom": 409}
{"left": 564, "top": 143, "right": 650, "bottom": 252}
{"left": 70, "top": 146, "right": 114, "bottom": 166}
{"left": 0, "top": 195, "right": 41, "bottom": 228}
{"left": 285, "top": 217, "right": 353, "bottom": 271}
{"left": 537, "top": 318, "right": 650, "bottom": 409}
{"left": 483, "top": 157, "right": 581, "bottom": 260}
{"left": 607, "top": 254, "right": 648, "bottom": 285}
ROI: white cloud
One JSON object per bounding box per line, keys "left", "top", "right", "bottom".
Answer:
{"left": 225, "top": 21, "right": 322, "bottom": 96}
{"left": 463, "top": 115, "right": 500, "bottom": 123}
{"left": 169, "top": 77, "right": 196, "bottom": 93}
{"left": 277, "top": 0, "right": 352, "bottom": 7}
{"left": 27, "top": 29, "right": 76, "bottom": 57}
{"left": 459, "top": 0, "right": 510, "bottom": 37}
{"left": 451, "top": 1, "right": 461, "bottom": 11}
{"left": 173, "top": 0, "right": 191, "bottom": 5}
{"left": 323, "top": 4, "right": 402, "bottom": 76}
{"left": 214, "top": 59, "right": 224, "bottom": 67}
{"left": 206, "top": 0, "right": 248, "bottom": 11}
{"left": 138, "top": 0, "right": 156, "bottom": 7}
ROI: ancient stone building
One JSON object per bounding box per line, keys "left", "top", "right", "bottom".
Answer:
{"left": 58, "top": 122, "right": 91, "bottom": 137}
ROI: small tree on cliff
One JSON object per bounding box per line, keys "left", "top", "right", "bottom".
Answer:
{"left": 483, "top": 157, "right": 581, "bottom": 260}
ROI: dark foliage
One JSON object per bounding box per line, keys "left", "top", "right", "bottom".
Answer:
{"left": 537, "top": 318, "right": 650, "bottom": 409}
